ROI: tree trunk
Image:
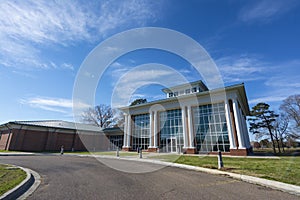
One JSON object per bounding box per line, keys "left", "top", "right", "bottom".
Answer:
{"left": 280, "top": 138, "right": 285, "bottom": 153}
{"left": 276, "top": 139, "right": 281, "bottom": 153}
{"left": 268, "top": 127, "right": 276, "bottom": 154}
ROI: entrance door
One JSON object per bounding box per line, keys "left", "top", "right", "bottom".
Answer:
{"left": 167, "top": 137, "right": 177, "bottom": 153}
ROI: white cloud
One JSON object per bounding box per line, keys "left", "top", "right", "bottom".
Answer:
{"left": 61, "top": 63, "right": 74, "bottom": 71}
{"left": 216, "top": 54, "right": 267, "bottom": 83}
{"left": 239, "top": 0, "right": 298, "bottom": 23}
{"left": 247, "top": 59, "right": 300, "bottom": 107}
{"left": 111, "top": 64, "right": 189, "bottom": 107}
{"left": 0, "top": 0, "right": 162, "bottom": 69}
{"left": 20, "top": 96, "right": 90, "bottom": 114}
{"left": 249, "top": 96, "right": 286, "bottom": 105}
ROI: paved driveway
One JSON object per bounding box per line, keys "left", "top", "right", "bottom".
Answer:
{"left": 0, "top": 155, "right": 298, "bottom": 200}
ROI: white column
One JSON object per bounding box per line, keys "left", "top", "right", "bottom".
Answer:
{"left": 232, "top": 99, "right": 245, "bottom": 148}
{"left": 240, "top": 111, "right": 251, "bottom": 148}
{"left": 123, "top": 114, "right": 128, "bottom": 147}
{"left": 187, "top": 106, "right": 194, "bottom": 148}
{"left": 181, "top": 106, "right": 188, "bottom": 148}
{"left": 224, "top": 101, "right": 235, "bottom": 149}
{"left": 153, "top": 111, "right": 158, "bottom": 148}
{"left": 149, "top": 111, "right": 153, "bottom": 147}
{"left": 127, "top": 114, "right": 131, "bottom": 147}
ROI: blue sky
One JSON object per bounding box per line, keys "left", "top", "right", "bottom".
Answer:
{"left": 0, "top": 0, "right": 300, "bottom": 126}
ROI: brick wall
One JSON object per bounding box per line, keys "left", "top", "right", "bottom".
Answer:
{"left": 0, "top": 130, "right": 10, "bottom": 150}
{"left": 0, "top": 127, "right": 111, "bottom": 152}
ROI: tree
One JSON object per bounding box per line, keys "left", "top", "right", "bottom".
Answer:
{"left": 248, "top": 103, "right": 279, "bottom": 154}
{"left": 280, "top": 94, "right": 300, "bottom": 139}
{"left": 130, "top": 98, "right": 147, "bottom": 106}
{"left": 273, "top": 114, "right": 289, "bottom": 153}
{"left": 259, "top": 139, "right": 270, "bottom": 148}
{"left": 81, "top": 104, "right": 113, "bottom": 128}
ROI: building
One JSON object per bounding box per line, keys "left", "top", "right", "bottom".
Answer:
{"left": 120, "top": 80, "right": 252, "bottom": 156}
{"left": 0, "top": 120, "right": 123, "bottom": 152}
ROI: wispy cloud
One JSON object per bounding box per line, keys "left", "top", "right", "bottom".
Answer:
{"left": 247, "top": 59, "right": 300, "bottom": 107}
{"left": 0, "top": 0, "right": 162, "bottom": 69}
{"left": 248, "top": 96, "right": 286, "bottom": 105}
{"left": 216, "top": 54, "right": 267, "bottom": 83}
{"left": 20, "top": 96, "right": 90, "bottom": 114}
{"left": 61, "top": 63, "right": 74, "bottom": 71}
{"left": 239, "top": 0, "right": 298, "bottom": 23}
{"left": 111, "top": 64, "right": 189, "bottom": 107}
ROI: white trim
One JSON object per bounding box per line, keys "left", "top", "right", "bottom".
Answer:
{"left": 126, "top": 114, "right": 131, "bottom": 147}
{"left": 149, "top": 112, "right": 153, "bottom": 147}
{"left": 225, "top": 100, "right": 235, "bottom": 149}
{"left": 123, "top": 114, "right": 128, "bottom": 148}
{"left": 233, "top": 99, "right": 245, "bottom": 148}
{"left": 181, "top": 106, "right": 188, "bottom": 148}
{"left": 187, "top": 106, "right": 194, "bottom": 148}
{"left": 153, "top": 111, "right": 158, "bottom": 148}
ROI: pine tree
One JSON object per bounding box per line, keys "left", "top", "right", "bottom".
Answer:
{"left": 248, "top": 103, "right": 279, "bottom": 154}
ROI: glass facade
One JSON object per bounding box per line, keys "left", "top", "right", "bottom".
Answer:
{"left": 109, "top": 135, "right": 123, "bottom": 150}
{"left": 193, "top": 103, "right": 230, "bottom": 152}
{"left": 132, "top": 114, "right": 150, "bottom": 150}
{"left": 159, "top": 109, "right": 184, "bottom": 153}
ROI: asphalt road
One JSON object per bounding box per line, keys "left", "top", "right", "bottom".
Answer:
{"left": 0, "top": 155, "right": 298, "bottom": 200}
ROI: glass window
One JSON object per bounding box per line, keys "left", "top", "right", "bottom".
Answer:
{"left": 159, "top": 109, "right": 184, "bottom": 153}
{"left": 132, "top": 114, "right": 150, "bottom": 150}
{"left": 193, "top": 103, "right": 229, "bottom": 152}
{"left": 109, "top": 135, "right": 123, "bottom": 150}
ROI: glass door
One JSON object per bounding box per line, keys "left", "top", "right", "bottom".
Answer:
{"left": 166, "top": 137, "right": 177, "bottom": 153}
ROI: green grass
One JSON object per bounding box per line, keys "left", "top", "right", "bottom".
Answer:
{"left": 174, "top": 155, "right": 300, "bottom": 186}
{"left": 0, "top": 150, "right": 18, "bottom": 153}
{"left": 0, "top": 164, "right": 27, "bottom": 196}
{"left": 253, "top": 147, "right": 300, "bottom": 156}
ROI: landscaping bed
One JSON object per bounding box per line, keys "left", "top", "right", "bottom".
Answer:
{"left": 0, "top": 164, "right": 27, "bottom": 196}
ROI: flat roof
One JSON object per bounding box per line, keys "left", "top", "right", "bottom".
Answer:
{"left": 120, "top": 83, "right": 250, "bottom": 115}
{"left": 162, "top": 80, "right": 208, "bottom": 93}
{"left": 0, "top": 120, "right": 103, "bottom": 132}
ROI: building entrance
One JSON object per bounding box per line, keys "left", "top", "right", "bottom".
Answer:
{"left": 166, "top": 137, "right": 177, "bottom": 153}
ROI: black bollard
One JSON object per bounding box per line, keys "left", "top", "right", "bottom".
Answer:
{"left": 116, "top": 147, "right": 119, "bottom": 157}
{"left": 139, "top": 147, "right": 142, "bottom": 158}
{"left": 218, "top": 150, "right": 224, "bottom": 169}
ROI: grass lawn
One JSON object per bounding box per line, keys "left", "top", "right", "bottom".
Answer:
{"left": 0, "top": 150, "right": 18, "bottom": 153}
{"left": 0, "top": 164, "right": 27, "bottom": 196}
{"left": 174, "top": 155, "right": 300, "bottom": 186}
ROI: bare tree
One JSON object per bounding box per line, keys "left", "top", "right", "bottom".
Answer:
{"left": 81, "top": 104, "right": 113, "bottom": 128}
{"left": 273, "top": 114, "right": 289, "bottom": 153}
{"left": 280, "top": 94, "right": 300, "bottom": 139}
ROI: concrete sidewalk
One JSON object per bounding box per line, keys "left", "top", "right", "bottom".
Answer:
{"left": 0, "top": 152, "right": 35, "bottom": 156}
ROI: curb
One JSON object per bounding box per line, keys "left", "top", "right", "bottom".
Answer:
{"left": 75, "top": 154, "right": 300, "bottom": 196}
{"left": 0, "top": 165, "right": 41, "bottom": 200}
{"left": 0, "top": 153, "right": 35, "bottom": 156}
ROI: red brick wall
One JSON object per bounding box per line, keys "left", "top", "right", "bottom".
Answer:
{"left": 0, "top": 130, "right": 10, "bottom": 150}
{"left": 11, "top": 129, "right": 48, "bottom": 151}
{"left": 1, "top": 127, "right": 113, "bottom": 152}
